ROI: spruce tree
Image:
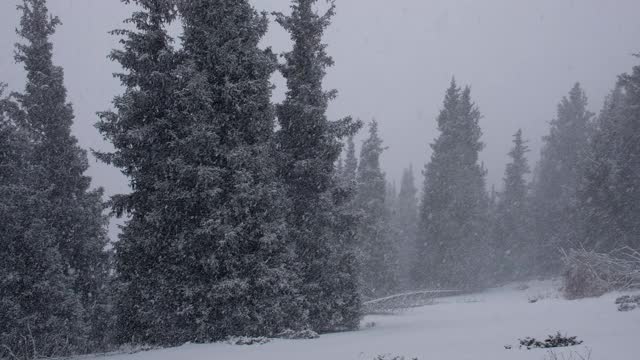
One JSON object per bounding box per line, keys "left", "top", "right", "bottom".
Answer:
{"left": 414, "top": 80, "right": 489, "bottom": 289}
{"left": 579, "top": 60, "right": 640, "bottom": 252}
{"left": 393, "top": 166, "right": 419, "bottom": 289}
{"left": 355, "top": 120, "right": 398, "bottom": 298}
{"left": 531, "top": 83, "right": 592, "bottom": 274}
{"left": 493, "top": 129, "right": 532, "bottom": 281}
{"left": 96, "top": 0, "right": 180, "bottom": 344}
{"left": 576, "top": 86, "right": 625, "bottom": 252}
{"left": 178, "top": 0, "right": 305, "bottom": 340}
{"left": 106, "top": 0, "right": 302, "bottom": 344}
{"left": 1, "top": 85, "right": 86, "bottom": 359}
{"left": 608, "top": 60, "right": 640, "bottom": 251}
{"left": 9, "top": 0, "right": 109, "bottom": 353}
{"left": 274, "top": 0, "right": 361, "bottom": 331}
{"left": 101, "top": 0, "right": 305, "bottom": 344}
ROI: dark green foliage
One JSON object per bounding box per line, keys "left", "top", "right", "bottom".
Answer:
{"left": 577, "top": 86, "right": 627, "bottom": 252}
{"left": 100, "top": 0, "right": 306, "bottom": 345}
{"left": 15, "top": 0, "right": 110, "bottom": 307}
{"left": 373, "top": 355, "right": 418, "bottom": 360}
{"left": 531, "top": 83, "right": 592, "bottom": 274}
{"left": 0, "top": 85, "right": 84, "bottom": 360}
{"left": 175, "top": 0, "right": 304, "bottom": 341}
{"left": 518, "top": 333, "right": 583, "bottom": 350}
{"left": 355, "top": 121, "right": 399, "bottom": 298}
{"left": 613, "top": 64, "right": 640, "bottom": 251}
{"left": 578, "top": 59, "right": 640, "bottom": 252}
{"left": 414, "top": 80, "right": 490, "bottom": 289}
{"left": 616, "top": 295, "right": 640, "bottom": 312}
{"left": 96, "top": 0, "right": 181, "bottom": 345}
{"left": 274, "top": 0, "right": 362, "bottom": 331}
{"left": 0, "top": 1, "right": 110, "bottom": 357}
{"left": 493, "top": 130, "right": 532, "bottom": 281}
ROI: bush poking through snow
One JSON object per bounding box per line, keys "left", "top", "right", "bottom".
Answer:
{"left": 518, "top": 332, "right": 583, "bottom": 349}
{"left": 226, "top": 337, "right": 271, "bottom": 346}
{"left": 528, "top": 293, "right": 548, "bottom": 303}
{"left": 614, "top": 294, "right": 640, "bottom": 304}
{"left": 228, "top": 330, "right": 320, "bottom": 345}
{"left": 617, "top": 303, "right": 637, "bottom": 312}
{"left": 373, "top": 355, "right": 418, "bottom": 360}
{"left": 615, "top": 295, "right": 640, "bottom": 312}
{"left": 562, "top": 247, "right": 640, "bottom": 299}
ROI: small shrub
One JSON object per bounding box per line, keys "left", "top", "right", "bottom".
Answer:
{"left": 615, "top": 295, "right": 640, "bottom": 312}
{"left": 614, "top": 294, "right": 640, "bottom": 304}
{"left": 562, "top": 247, "right": 640, "bottom": 299}
{"left": 618, "top": 303, "right": 637, "bottom": 312}
{"left": 373, "top": 355, "right": 417, "bottom": 360}
{"left": 528, "top": 293, "right": 548, "bottom": 303}
{"left": 519, "top": 332, "right": 583, "bottom": 350}
{"left": 226, "top": 337, "right": 270, "bottom": 346}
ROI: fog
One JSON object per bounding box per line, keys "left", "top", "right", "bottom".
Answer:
{"left": 1, "top": 0, "right": 639, "bottom": 240}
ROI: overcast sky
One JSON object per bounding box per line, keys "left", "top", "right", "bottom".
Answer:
{"left": 1, "top": 0, "right": 640, "bottom": 239}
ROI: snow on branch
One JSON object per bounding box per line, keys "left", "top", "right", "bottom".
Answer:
{"left": 562, "top": 246, "right": 640, "bottom": 299}
{"left": 363, "top": 289, "right": 462, "bottom": 314}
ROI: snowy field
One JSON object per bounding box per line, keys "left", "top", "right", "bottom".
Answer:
{"left": 88, "top": 280, "right": 640, "bottom": 360}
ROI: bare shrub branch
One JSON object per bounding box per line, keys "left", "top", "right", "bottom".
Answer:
{"left": 562, "top": 246, "right": 640, "bottom": 299}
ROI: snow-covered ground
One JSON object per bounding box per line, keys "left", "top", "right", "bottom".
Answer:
{"left": 89, "top": 280, "right": 640, "bottom": 360}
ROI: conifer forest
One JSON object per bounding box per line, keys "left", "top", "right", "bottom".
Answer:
{"left": 0, "top": 1, "right": 639, "bottom": 359}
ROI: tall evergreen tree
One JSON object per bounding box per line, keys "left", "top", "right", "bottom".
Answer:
{"left": 493, "top": 129, "right": 532, "bottom": 281}
{"left": 579, "top": 60, "right": 640, "bottom": 252}
{"left": 101, "top": 0, "right": 306, "bottom": 344}
{"left": 576, "top": 86, "right": 626, "bottom": 252}
{"left": 415, "top": 80, "right": 489, "bottom": 289}
{"left": 96, "top": 0, "right": 181, "bottom": 344}
{"left": 607, "top": 59, "right": 640, "bottom": 251}
{"left": 274, "top": 0, "right": 361, "bottom": 331}
{"left": 8, "top": 0, "right": 110, "bottom": 353}
{"left": 1, "top": 85, "right": 87, "bottom": 359}
{"left": 168, "top": 0, "right": 300, "bottom": 343}
{"left": 531, "top": 83, "right": 592, "bottom": 274}
{"left": 393, "top": 166, "right": 419, "bottom": 289}
{"left": 355, "top": 120, "right": 398, "bottom": 298}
